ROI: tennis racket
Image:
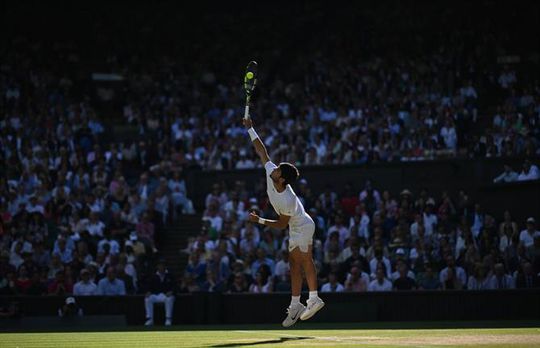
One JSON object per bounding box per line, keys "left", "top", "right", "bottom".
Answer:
{"left": 243, "top": 60, "right": 258, "bottom": 119}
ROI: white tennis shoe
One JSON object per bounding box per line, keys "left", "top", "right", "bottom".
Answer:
{"left": 281, "top": 303, "right": 306, "bottom": 328}
{"left": 300, "top": 297, "right": 324, "bottom": 321}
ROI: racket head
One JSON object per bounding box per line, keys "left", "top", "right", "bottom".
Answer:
{"left": 244, "top": 60, "right": 258, "bottom": 96}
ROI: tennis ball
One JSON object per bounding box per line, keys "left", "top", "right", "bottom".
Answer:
{"left": 246, "top": 72, "right": 254, "bottom": 79}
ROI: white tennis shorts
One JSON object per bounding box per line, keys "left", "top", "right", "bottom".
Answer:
{"left": 288, "top": 222, "right": 315, "bottom": 253}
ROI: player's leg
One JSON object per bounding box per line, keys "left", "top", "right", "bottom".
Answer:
{"left": 281, "top": 241, "right": 306, "bottom": 327}
{"left": 298, "top": 244, "right": 325, "bottom": 321}
{"left": 300, "top": 246, "right": 318, "bottom": 292}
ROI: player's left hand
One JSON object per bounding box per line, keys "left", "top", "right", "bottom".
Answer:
{"left": 248, "top": 212, "right": 259, "bottom": 223}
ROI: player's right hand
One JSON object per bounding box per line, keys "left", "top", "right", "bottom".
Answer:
{"left": 243, "top": 117, "right": 253, "bottom": 128}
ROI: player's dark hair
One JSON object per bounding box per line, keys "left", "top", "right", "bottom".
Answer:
{"left": 279, "top": 162, "right": 299, "bottom": 186}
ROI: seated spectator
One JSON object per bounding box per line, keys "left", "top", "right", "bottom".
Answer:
{"left": 369, "top": 248, "right": 392, "bottom": 280}
{"left": 48, "top": 270, "right": 73, "bottom": 295}
{"left": 73, "top": 269, "right": 97, "bottom": 296}
{"left": 390, "top": 258, "right": 416, "bottom": 281}
{"left": 488, "top": 263, "right": 515, "bottom": 289}
{"left": 136, "top": 213, "right": 156, "bottom": 252}
{"left": 467, "top": 263, "right": 491, "bottom": 290}
{"left": 201, "top": 268, "right": 225, "bottom": 293}
{"left": 417, "top": 263, "right": 441, "bottom": 290}
{"left": 368, "top": 267, "right": 392, "bottom": 292}
{"left": 9, "top": 243, "right": 24, "bottom": 270}
{"left": 442, "top": 267, "right": 464, "bottom": 290}
{"left": 87, "top": 212, "right": 106, "bottom": 238}
{"left": 53, "top": 238, "right": 73, "bottom": 264}
{"left": 274, "top": 250, "right": 290, "bottom": 280}
{"left": 144, "top": 260, "right": 175, "bottom": 326}
{"left": 321, "top": 272, "right": 344, "bottom": 292}
{"left": 15, "top": 265, "right": 32, "bottom": 294}
{"left": 493, "top": 164, "right": 519, "bottom": 183}
{"left": 116, "top": 265, "right": 135, "bottom": 295}
{"left": 127, "top": 232, "right": 147, "bottom": 258}
{"left": 97, "top": 267, "right": 126, "bottom": 295}
{"left": 229, "top": 272, "right": 249, "bottom": 293}
{"left": 251, "top": 248, "right": 275, "bottom": 278}
{"left": 517, "top": 160, "right": 540, "bottom": 181}
{"left": 344, "top": 266, "right": 368, "bottom": 292}
{"left": 393, "top": 263, "right": 417, "bottom": 290}
{"left": 515, "top": 262, "right": 540, "bottom": 288}
{"left": 58, "top": 297, "right": 83, "bottom": 318}
{"left": 249, "top": 272, "right": 272, "bottom": 293}
{"left": 519, "top": 217, "right": 540, "bottom": 248}
{"left": 97, "top": 231, "right": 120, "bottom": 255}
{"left": 439, "top": 256, "right": 467, "bottom": 286}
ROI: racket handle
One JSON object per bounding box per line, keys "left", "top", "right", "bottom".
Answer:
{"left": 244, "top": 105, "right": 250, "bottom": 120}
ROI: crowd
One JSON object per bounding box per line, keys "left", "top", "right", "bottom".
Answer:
{"left": 0, "top": 46, "right": 195, "bottom": 301}
{"left": 181, "top": 180, "right": 540, "bottom": 293}
{"left": 1, "top": 1, "right": 540, "bottom": 305}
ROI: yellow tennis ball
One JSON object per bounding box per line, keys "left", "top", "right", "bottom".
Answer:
{"left": 246, "top": 72, "right": 254, "bottom": 79}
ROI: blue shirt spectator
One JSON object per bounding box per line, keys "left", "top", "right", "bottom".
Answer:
{"left": 97, "top": 267, "right": 126, "bottom": 295}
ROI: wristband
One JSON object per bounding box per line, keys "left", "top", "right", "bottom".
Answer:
{"left": 247, "top": 127, "right": 259, "bottom": 141}
{"left": 258, "top": 217, "right": 265, "bottom": 225}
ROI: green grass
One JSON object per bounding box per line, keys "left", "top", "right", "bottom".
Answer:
{"left": 2, "top": 324, "right": 540, "bottom": 348}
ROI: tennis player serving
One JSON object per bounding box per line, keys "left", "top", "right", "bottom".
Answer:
{"left": 243, "top": 117, "right": 325, "bottom": 327}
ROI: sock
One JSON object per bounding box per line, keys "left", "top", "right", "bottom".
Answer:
{"left": 309, "top": 291, "right": 318, "bottom": 300}
{"left": 290, "top": 296, "right": 300, "bottom": 306}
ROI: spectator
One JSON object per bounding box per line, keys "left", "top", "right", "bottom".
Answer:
{"left": 321, "top": 272, "right": 344, "bottom": 292}
{"left": 439, "top": 256, "right": 467, "bottom": 287}
{"left": 442, "top": 267, "right": 464, "bottom": 290}
{"left": 519, "top": 217, "right": 540, "bottom": 248}
{"left": 58, "top": 297, "right": 83, "bottom": 318}
{"left": 368, "top": 267, "right": 392, "bottom": 292}
{"left": 344, "top": 266, "right": 369, "bottom": 292}
{"left": 417, "top": 263, "right": 441, "bottom": 290}
{"left": 97, "top": 267, "right": 126, "bottom": 295}
{"left": 251, "top": 248, "right": 275, "bottom": 278}
{"left": 493, "top": 164, "right": 519, "bottom": 183}
{"left": 393, "top": 263, "right": 416, "bottom": 290}
{"left": 116, "top": 265, "right": 136, "bottom": 295}
{"left": 201, "top": 268, "right": 225, "bottom": 293}
{"left": 73, "top": 269, "right": 97, "bottom": 296}
{"left": 229, "top": 272, "right": 248, "bottom": 293}
{"left": 467, "top": 264, "right": 491, "bottom": 290}
{"left": 488, "top": 263, "right": 515, "bottom": 289}
{"left": 515, "top": 262, "right": 540, "bottom": 288}
{"left": 249, "top": 272, "right": 272, "bottom": 293}
{"left": 48, "top": 271, "right": 73, "bottom": 295}
{"left": 144, "top": 260, "right": 175, "bottom": 326}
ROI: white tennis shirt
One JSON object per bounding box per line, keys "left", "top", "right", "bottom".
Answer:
{"left": 265, "top": 161, "right": 313, "bottom": 231}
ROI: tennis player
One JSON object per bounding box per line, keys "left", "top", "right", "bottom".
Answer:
{"left": 243, "top": 117, "right": 324, "bottom": 327}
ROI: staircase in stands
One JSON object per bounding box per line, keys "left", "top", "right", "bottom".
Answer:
{"left": 157, "top": 214, "right": 202, "bottom": 277}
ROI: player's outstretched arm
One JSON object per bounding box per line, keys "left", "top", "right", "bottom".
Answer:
{"left": 243, "top": 118, "right": 270, "bottom": 165}
{"left": 248, "top": 211, "right": 291, "bottom": 230}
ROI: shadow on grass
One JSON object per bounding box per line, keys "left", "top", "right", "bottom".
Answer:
{"left": 209, "top": 336, "right": 312, "bottom": 347}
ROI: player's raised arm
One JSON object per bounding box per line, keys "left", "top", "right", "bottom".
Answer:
{"left": 243, "top": 118, "right": 270, "bottom": 165}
